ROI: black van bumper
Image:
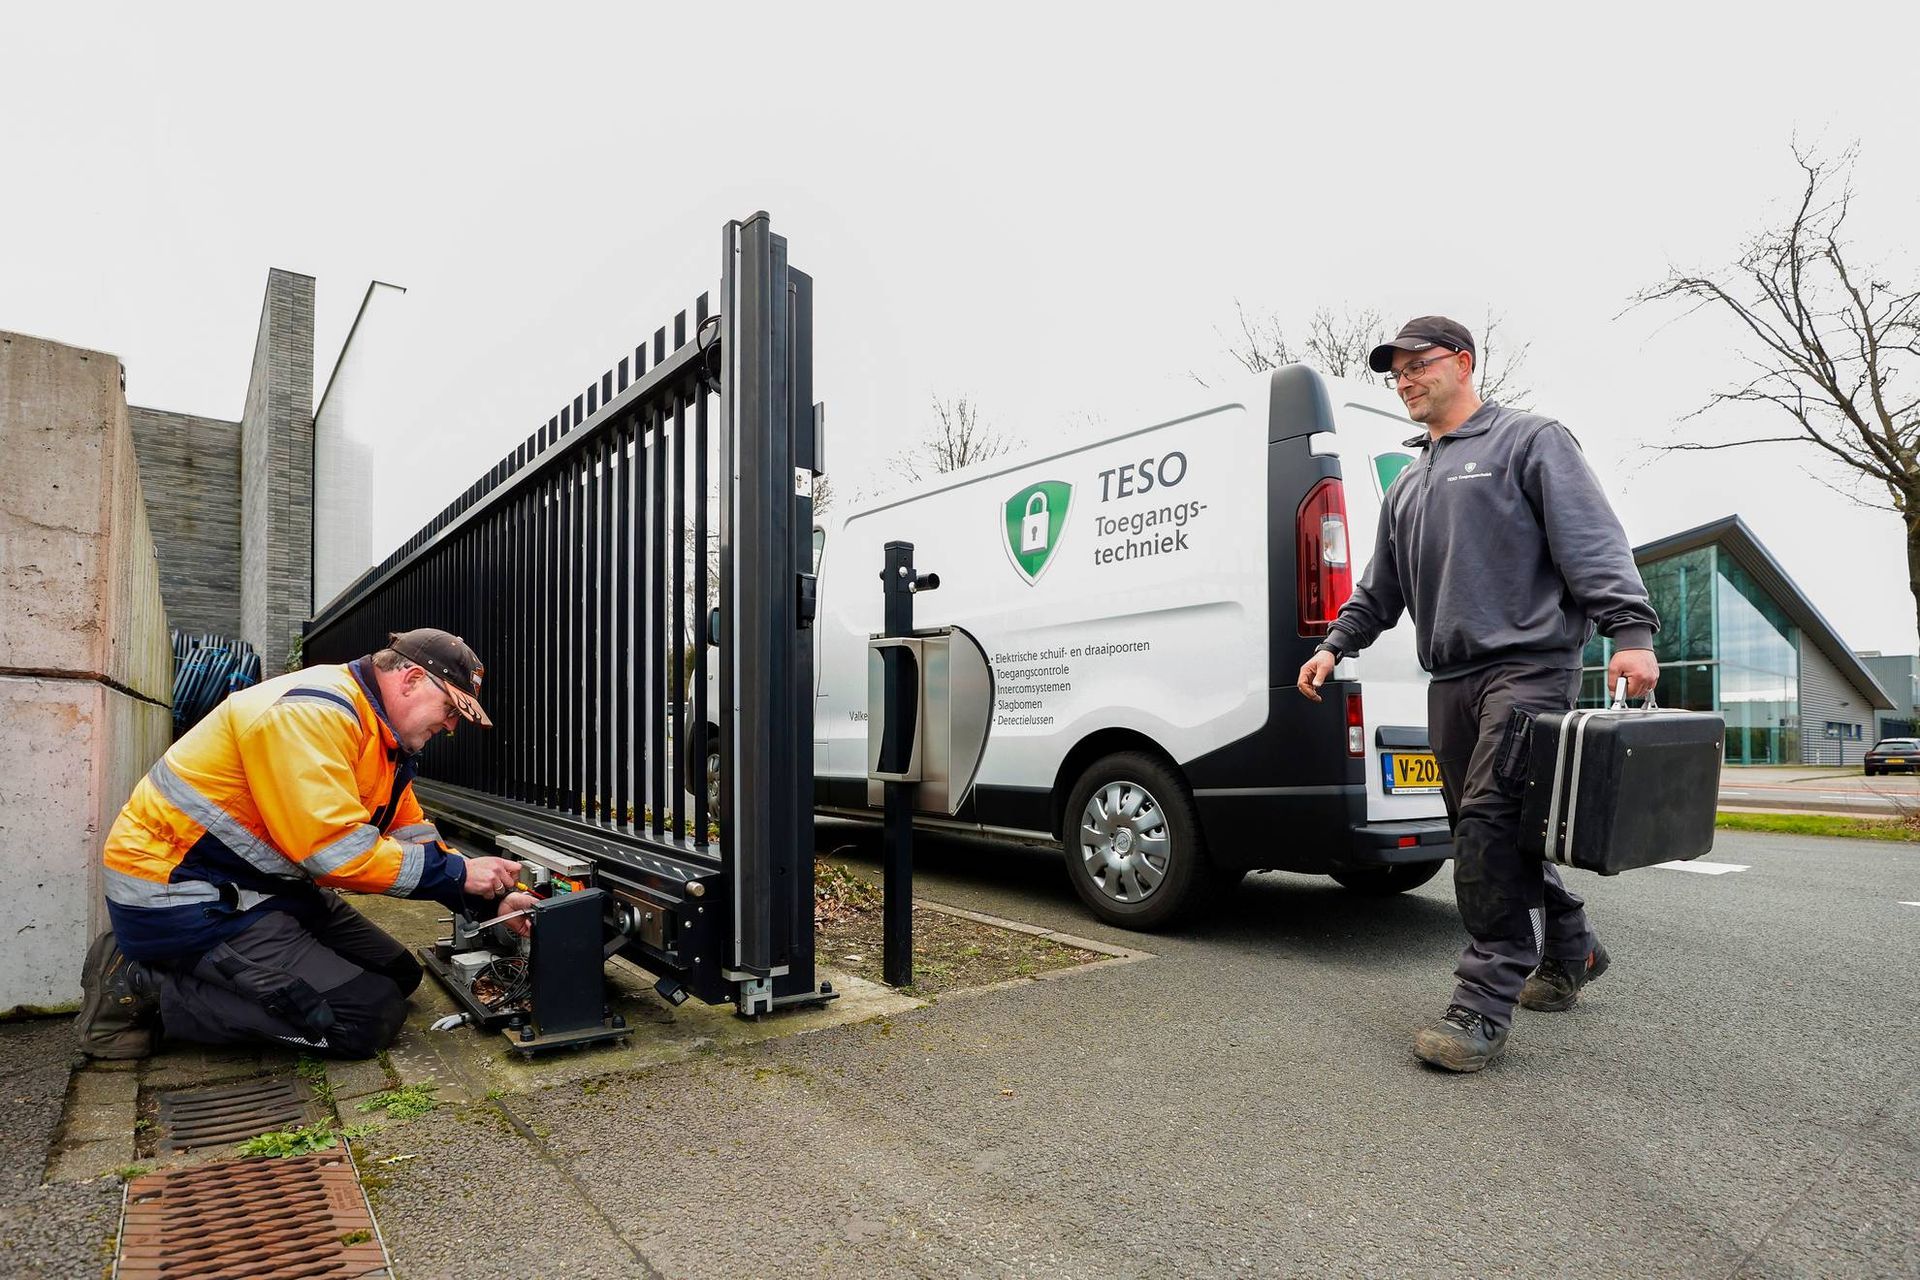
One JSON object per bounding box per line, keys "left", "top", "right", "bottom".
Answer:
{"left": 1349, "top": 817, "right": 1454, "bottom": 864}
{"left": 1193, "top": 786, "right": 1453, "bottom": 872}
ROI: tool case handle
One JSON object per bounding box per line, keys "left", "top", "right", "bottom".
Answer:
{"left": 1610, "top": 677, "right": 1661, "bottom": 711}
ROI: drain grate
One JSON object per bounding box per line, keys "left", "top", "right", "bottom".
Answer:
{"left": 119, "top": 1153, "right": 388, "bottom": 1279}
{"left": 154, "top": 1075, "right": 318, "bottom": 1153}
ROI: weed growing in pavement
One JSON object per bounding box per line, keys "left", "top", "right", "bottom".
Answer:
{"left": 356, "top": 1084, "right": 438, "bottom": 1121}
{"left": 295, "top": 1055, "right": 335, "bottom": 1106}
{"left": 238, "top": 1121, "right": 339, "bottom": 1157}
{"left": 114, "top": 1164, "right": 151, "bottom": 1181}
{"left": 339, "top": 1230, "right": 373, "bottom": 1246}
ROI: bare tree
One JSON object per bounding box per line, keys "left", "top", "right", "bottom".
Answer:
{"left": 1302, "top": 305, "right": 1390, "bottom": 379}
{"left": 889, "top": 394, "right": 1015, "bottom": 483}
{"left": 1471, "top": 310, "right": 1532, "bottom": 407}
{"left": 1634, "top": 143, "right": 1920, "bottom": 640}
{"left": 810, "top": 472, "right": 834, "bottom": 517}
{"left": 1201, "top": 301, "right": 1530, "bottom": 405}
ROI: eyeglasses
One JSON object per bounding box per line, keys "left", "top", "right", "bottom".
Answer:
{"left": 1384, "top": 350, "right": 1462, "bottom": 389}
{"left": 421, "top": 670, "right": 460, "bottom": 726}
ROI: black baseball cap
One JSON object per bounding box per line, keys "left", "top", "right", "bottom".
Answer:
{"left": 387, "top": 628, "right": 492, "bottom": 728}
{"left": 1367, "top": 316, "right": 1476, "bottom": 373}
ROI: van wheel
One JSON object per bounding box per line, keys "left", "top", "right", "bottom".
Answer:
{"left": 682, "top": 722, "right": 722, "bottom": 813}
{"left": 1063, "top": 752, "right": 1209, "bottom": 930}
{"left": 1329, "top": 861, "right": 1445, "bottom": 896}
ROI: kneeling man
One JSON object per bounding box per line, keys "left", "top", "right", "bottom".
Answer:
{"left": 80, "top": 628, "right": 532, "bottom": 1059}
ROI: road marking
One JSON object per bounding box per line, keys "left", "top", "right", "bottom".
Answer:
{"left": 1655, "top": 860, "right": 1750, "bottom": 875}
{"left": 1900, "top": 901, "right": 1920, "bottom": 908}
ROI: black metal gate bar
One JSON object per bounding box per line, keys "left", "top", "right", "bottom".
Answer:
{"left": 304, "top": 212, "right": 818, "bottom": 1013}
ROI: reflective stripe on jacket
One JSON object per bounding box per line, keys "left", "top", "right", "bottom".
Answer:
{"left": 103, "top": 657, "right": 469, "bottom": 961}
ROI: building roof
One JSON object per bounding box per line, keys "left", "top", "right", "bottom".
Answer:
{"left": 1634, "top": 515, "right": 1894, "bottom": 711}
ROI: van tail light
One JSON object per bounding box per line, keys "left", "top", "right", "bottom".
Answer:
{"left": 1296, "top": 477, "right": 1352, "bottom": 636}
{"left": 1346, "top": 691, "right": 1364, "bottom": 758}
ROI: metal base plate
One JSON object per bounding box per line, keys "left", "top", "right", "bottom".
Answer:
{"left": 499, "top": 1019, "right": 632, "bottom": 1056}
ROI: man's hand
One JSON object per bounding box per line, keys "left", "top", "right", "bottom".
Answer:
{"left": 1607, "top": 647, "right": 1660, "bottom": 701}
{"left": 462, "top": 855, "right": 522, "bottom": 899}
{"left": 1296, "top": 650, "right": 1336, "bottom": 703}
{"left": 492, "top": 891, "right": 538, "bottom": 939}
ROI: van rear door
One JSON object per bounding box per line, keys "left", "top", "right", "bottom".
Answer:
{"left": 1323, "top": 379, "right": 1445, "bottom": 826}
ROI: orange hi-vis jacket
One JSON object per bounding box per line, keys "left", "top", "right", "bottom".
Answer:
{"left": 103, "top": 658, "right": 472, "bottom": 961}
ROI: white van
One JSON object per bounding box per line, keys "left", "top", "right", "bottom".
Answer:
{"left": 779, "top": 365, "right": 1452, "bottom": 929}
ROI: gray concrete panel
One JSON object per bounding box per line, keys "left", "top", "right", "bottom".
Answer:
{"left": 239, "top": 269, "right": 315, "bottom": 676}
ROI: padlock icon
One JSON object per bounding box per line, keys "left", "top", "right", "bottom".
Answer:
{"left": 1021, "top": 491, "right": 1050, "bottom": 553}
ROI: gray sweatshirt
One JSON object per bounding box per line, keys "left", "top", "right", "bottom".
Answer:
{"left": 1322, "top": 402, "right": 1657, "bottom": 679}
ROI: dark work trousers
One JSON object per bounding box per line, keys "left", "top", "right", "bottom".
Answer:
{"left": 153, "top": 892, "right": 423, "bottom": 1059}
{"left": 1429, "top": 663, "right": 1597, "bottom": 1029}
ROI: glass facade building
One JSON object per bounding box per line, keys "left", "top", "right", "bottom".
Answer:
{"left": 1578, "top": 518, "right": 1886, "bottom": 765}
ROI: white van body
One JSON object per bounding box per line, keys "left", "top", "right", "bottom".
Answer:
{"left": 803, "top": 365, "right": 1452, "bottom": 927}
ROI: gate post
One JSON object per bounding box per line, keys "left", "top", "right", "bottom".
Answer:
{"left": 721, "top": 212, "right": 818, "bottom": 1015}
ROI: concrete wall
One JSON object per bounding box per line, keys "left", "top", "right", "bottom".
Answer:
{"left": 240, "top": 268, "right": 315, "bottom": 676}
{"left": 0, "top": 331, "right": 172, "bottom": 1013}
{"left": 128, "top": 406, "right": 242, "bottom": 638}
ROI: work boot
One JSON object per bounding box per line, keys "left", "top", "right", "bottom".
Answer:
{"left": 1412, "top": 1005, "right": 1509, "bottom": 1073}
{"left": 1520, "top": 943, "right": 1612, "bottom": 1012}
{"left": 77, "top": 931, "right": 159, "bottom": 1060}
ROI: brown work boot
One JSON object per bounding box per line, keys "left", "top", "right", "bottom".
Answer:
{"left": 1520, "top": 943, "right": 1612, "bottom": 1012}
{"left": 1412, "top": 1005, "right": 1510, "bottom": 1073}
{"left": 76, "top": 931, "right": 159, "bottom": 1060}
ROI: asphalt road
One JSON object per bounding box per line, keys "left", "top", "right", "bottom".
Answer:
{"left": 363, "top": 825, "right": 1918, "bottom": 1279}
{"left": 1719, "top": 766, "right": 1920, "bottom": 815}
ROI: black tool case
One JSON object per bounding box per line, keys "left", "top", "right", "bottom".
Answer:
{"left": 1518, "top": 700, "right": 1725, "bottom": 873}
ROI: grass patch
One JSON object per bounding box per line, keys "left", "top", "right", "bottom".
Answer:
{"left": 237, "top": 1120, "right": 338, "bottom": 1158}
{"left": 355, "top": 1084, "right": 438, "bottom": 1121}
{"left": 114, "top": 1164, "right": 151, "bottom": 1181}
{"left": 339, "top": 1229, "right": 373, "bottom": 1246}
{"left": 813, "top": 857, "right": 1098, "bottom": 995}
{"left": 1717, "top": 811, "right": 1920, "bottom": 842}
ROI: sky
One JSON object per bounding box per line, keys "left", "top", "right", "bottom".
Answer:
{"left": 6, "top": 2, "right": 1919, "bottom": 653}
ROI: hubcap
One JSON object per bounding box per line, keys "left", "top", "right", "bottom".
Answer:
{"left": 1077, "top": 779, "right": 1172, "bottom": 903}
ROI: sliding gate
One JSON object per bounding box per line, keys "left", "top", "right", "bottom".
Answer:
{"left": 305, "top": 213, "right": 822, "bottom": 1015}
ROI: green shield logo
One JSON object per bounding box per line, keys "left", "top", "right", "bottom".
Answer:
{"left": 1372, "top": 452, "right": 1415, "bottom": 498}
{"left": 1003, "top": 480, "right": 1072, "bottom": 584}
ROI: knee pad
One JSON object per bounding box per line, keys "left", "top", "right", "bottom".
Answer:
{"left": 319, "top": 972, "right": 407, "bottom": 1058}
{"left": 378, "top": 952, "right": 424, "bottom": 999}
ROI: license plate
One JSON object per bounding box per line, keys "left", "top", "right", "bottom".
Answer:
{"left": 1382, "top": 751, "right": 1442, "bottom": 794}
{"left": 1886, "top": 758, "right": 1906, "bottom": 765}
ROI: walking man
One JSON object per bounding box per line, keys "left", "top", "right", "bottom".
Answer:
{"left": 1297, "top": 316, "right": 1659, "bottom": 1072}
{"left": 78, "top": 628, "right": 535, "bottom": 1060}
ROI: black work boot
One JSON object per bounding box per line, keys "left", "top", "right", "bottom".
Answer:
{"left": 77, "top": 931, "right": 160, "bottom": 1060}
{"left": 1412, "top": 1004, "right": 1510, "bottom": 1073}
{"left": 1520, "top": 943, "right": 1612, "bottom": 1012}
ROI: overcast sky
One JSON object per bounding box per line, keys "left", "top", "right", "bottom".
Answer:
{"left": 7, "top": 3, "right": 1919, "bottom": 654}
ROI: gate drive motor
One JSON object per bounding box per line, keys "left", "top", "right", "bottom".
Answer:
{"left": 421, "top": 834, "right": 639, "bottom": 1055}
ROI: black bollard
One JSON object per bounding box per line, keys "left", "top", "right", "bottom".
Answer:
{"left": 879, "top": 540, "right": 936, "bottom": 988}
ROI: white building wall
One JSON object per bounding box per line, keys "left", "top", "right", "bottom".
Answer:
{"left": 1798, "top": 638, "right": 1870, "bottom": 765}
